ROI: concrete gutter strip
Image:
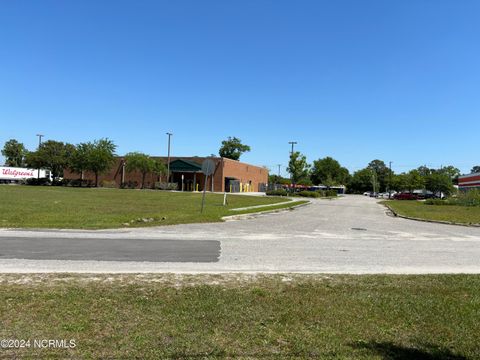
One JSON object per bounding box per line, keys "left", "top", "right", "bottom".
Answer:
{"left": 230, "top": 198, "right": 295, "bottom": 211}
{"left": 383, "top": 203, "right": 480, "bottom": 228}
{"left": 222, "top": 201, "right": 311, "bottom": 221}
{"left": 231, "top": 196, "right": 340, "bottom": 212}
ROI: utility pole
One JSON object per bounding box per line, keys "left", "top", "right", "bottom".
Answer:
{"left": 121, "top": 158, "right": 126, "bottom": 185}
{"left": 36, "top": 134, "right": 44, "bottom": 180}
{"left": 166, "top": 132, "right": 173, "bottom": 184}
{"left": 277, "top": 164, "right": 281, "bottom": 177}
{"left": 288, "top": 141, "right": 297, "bottom": 156}
{"left": 388, "top": 161, "right": 393, "bottom": 198}
{"left": 371, "top": 169, "right": 377, "bottom": 195}
{"left": 288, "top": 141, "right": 297, "bottom": 190}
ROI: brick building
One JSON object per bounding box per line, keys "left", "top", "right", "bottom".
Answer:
{"left": 64, "top": 156, "right": 269, "bottom": 192}
{"left": 458, "top": 172, "right": 480, "bottom": 191}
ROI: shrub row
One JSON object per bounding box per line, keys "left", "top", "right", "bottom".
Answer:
{"left": 266, "top": 189, "right": 339, "bottom": 198}
{"left": 455, "top": 190, "right": 480, "bottom": 206}
{"left": 297, "top": 191, "right": 322, "bottom": 198}
{"left": 24, "top": 179, "right": 182, "bottom": 191}
{"left": 425, "top": 190, "right": 480, "bottom": 207}
{"left": 325, "top": 189, "right": 338, "bottom": 197}
{"left": 155, "top": 182, "right": 179, "bottom": 191}
{"left": 266, "top": 189, "right": 288, "bottom": 196}
{"left": 424, "top": 199, "right": 449, "bottom": 206}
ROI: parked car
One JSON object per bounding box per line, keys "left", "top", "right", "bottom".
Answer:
{"left": 363, "top": 192, "right": 371, "bottom": 196}
{"left": 393, "top": 192, "right": 418, "bottom": 200}
{"left": 385, "top": 191, "right": 397, "bottom": 199}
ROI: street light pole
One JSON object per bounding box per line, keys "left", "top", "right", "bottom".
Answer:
{"left": 166, "top": 132, "right": 173, "bottom": 184}
{"left": 36, "top": 134, "right": 44, "bottom": 180}
{"left": 277, "top": 164, "right": 281, "bottom": 177}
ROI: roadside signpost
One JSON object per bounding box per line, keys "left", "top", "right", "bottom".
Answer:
{"left": 200, "top": 159, "right": 215, "bottom": 213}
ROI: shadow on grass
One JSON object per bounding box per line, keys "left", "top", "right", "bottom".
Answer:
{"left": 351, "top": 341, "right": 468, "bottom": 360}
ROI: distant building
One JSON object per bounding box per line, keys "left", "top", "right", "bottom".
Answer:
{"left": 458, "top": 172, "right": 480, "bottom": 191}
{"left": 64, "top": 156, "right": 268, "bottom": 192}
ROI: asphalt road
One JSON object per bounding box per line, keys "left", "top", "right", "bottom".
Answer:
{"left": 0, "top": 238, "right": 220, "bottom": 262}
{"left": 0, "top": 195, "right": 479, "bottom": 273}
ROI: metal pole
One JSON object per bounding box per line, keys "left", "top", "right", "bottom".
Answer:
{"left": 201, "top": 175, "right": 208, "bottom": 213}
{"left": 166, "top": 132, "right": 172, "bottom": 184}
{"left": 36, "top": 134, "right": 44, "bottom": 180}
{"left": 121, "top": 159, "right": 125, "bottom": 185}
{"left": 388, "top": 161, "right": 392, "bottom": 198}
{"left": 288, "top": 141, "right": 297, "bottom": 156}
{"left": 288, "top": 141, "right": 297, "bottom": 190}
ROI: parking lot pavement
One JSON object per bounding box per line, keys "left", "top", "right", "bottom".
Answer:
{"left": 0, "top": 195, "right": 479, "bottom": 273}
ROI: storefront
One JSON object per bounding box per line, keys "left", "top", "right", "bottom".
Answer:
{"left": 458, "top": 172, "right": 480, "bottom": 191}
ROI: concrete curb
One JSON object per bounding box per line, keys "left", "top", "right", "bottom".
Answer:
{"left": 222, "top": 201, "right": 311, "bottom": 221}
{"left": 230, "top": 198, "right": 296, "bottom": 211}
{"left": 382, "top": 203, "right": 480, "bottom": 228}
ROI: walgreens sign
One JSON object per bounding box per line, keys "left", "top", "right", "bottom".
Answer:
{"left": 0, "top": 167, "right": 38, "bottom": 180}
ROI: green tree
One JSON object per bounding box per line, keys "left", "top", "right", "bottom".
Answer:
{"left": 287, "top": 151, "right": 310, "bottom": 185}
{"left": 125, "top": 152, "right": 156, "bottom": 189}
{"left": 471, "top": 166, "right": 480, "bottom": 174}
{"left": 391, "top": 171, "right": 426, "bottom": 192}
{"left": 2, "top": 139, "right": 27, "bottom": 167}
{"left": 437, "top": 165, "right": 460, "bottom": 185}
{"left": 367, "top": 160, "right": 391, "bottom": 192}
{"left": 417, "top": 165, "right": 433, "bottom": 177}
{"left": 218, "top": 137, "right": 251, "bottom": 160}
{"left": 425, "top": 172, "right": 454, "bottom": 197}
{"left": 69, "top": 142, "right": 94, "bottom": 180}
{"left": 391, "top": 173, "right": 408, "bottom": 192}
{"left": 25, "top": 140, "right": 73, "bottom": 180}
{"left": 405, "top": 170, "right": 425, "bottom": 192}
{"left": 153, "top": 159, "right": 167, "bottom": 181}
{"left": 310, "top": 157, "right": 350, "bottom": 187}
{"left": 85, "top": 138, "right": 116, "bottom": 187}
{"left": 438, "top": 165, "right": 460, "bottom": 179}
{"left": 348, "top": 168, "right": 374, "bottom": 193}
{"left": 268, "top": 174, "right": 291, "bottom": 185}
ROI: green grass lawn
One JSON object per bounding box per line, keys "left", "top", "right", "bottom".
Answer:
{"left": 0, "top": 274, "right": 478, "bottom": 359}
{"left": 383, "top": 200, "right": 480, "bottom": 225}
{"left": 0, "top": 186, "right": 298, "bottom": 229}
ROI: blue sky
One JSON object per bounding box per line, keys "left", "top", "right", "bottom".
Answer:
{"left": 1, "top": 0, "right": 479, "bottom": 176}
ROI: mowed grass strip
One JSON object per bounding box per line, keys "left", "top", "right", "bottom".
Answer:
{"left": 0, "top": 186, "right": 287, "bottom": 229}
{"left": 0, "top": 274, "right": 478, "bottom": 359}
{"left": 383, "top": 200, "right": 480, "bottom": 225}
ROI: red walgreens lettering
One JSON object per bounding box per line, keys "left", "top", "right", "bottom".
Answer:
{"left": 2, "top": 169, "right": 34, "bottom": 177}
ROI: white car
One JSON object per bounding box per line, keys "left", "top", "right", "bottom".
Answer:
{"left": 380, "top": 192, "right": 397, "bottom": 199}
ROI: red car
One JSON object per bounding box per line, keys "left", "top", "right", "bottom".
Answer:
{"left": 393, "top": 192, "right": 418, "bottom": 200}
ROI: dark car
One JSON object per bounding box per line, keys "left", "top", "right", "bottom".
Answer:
{"left": 393, "top": 192, "right": 418, "bottom": 200}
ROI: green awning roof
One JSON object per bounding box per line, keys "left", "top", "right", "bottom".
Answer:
{"left": 169, "top": 159, "right": 202, "bottom": 172}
